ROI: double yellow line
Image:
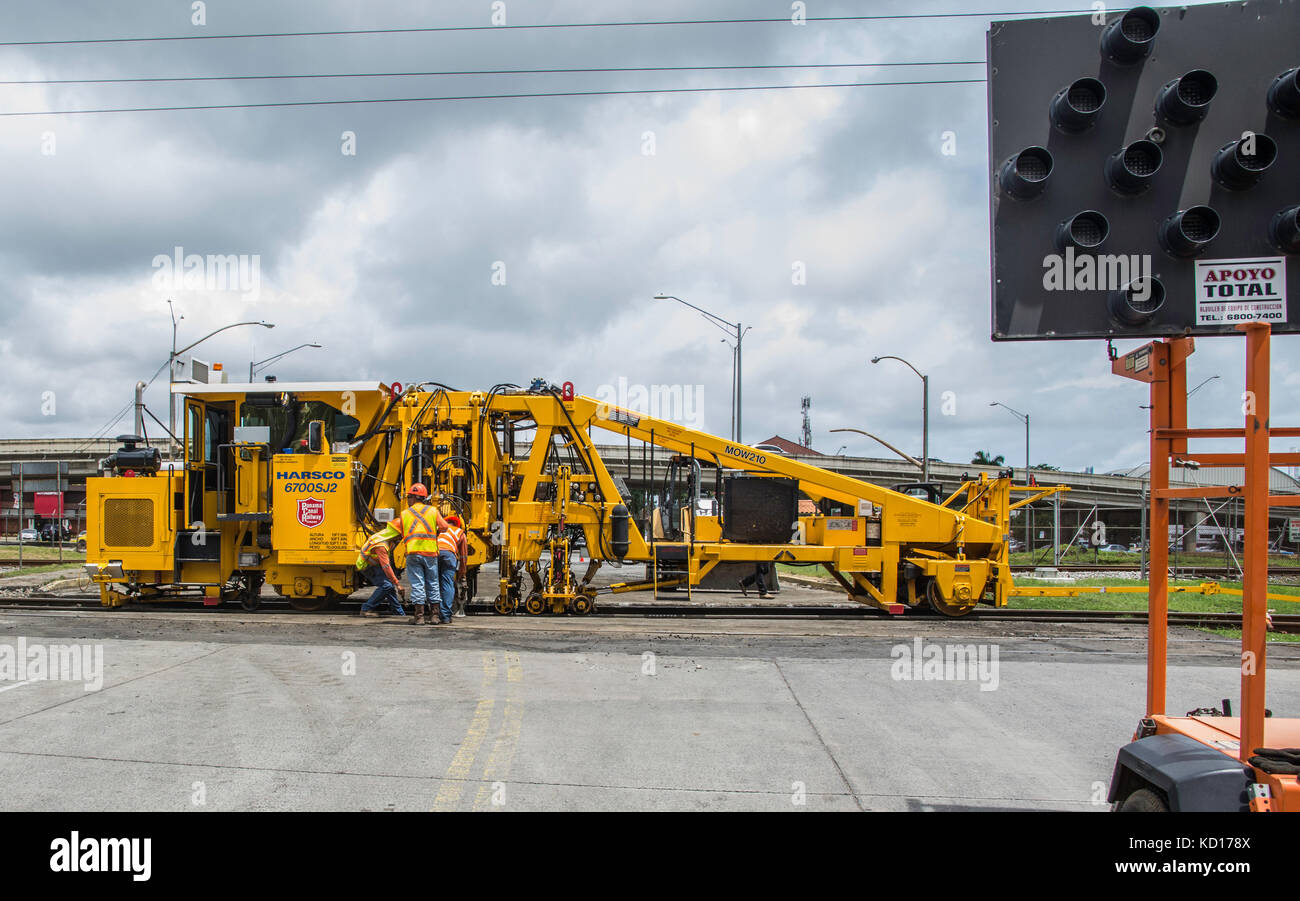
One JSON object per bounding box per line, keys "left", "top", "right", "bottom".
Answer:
{"left": 432, "top": 650, "right": 524, "bottom": 811}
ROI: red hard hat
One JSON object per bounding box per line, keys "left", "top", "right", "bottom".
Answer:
{"left": 407, "top": 483, "right": 429, "bottom": 498}
{"left": 446, "top": 514, "right": 462, "bottom": 527}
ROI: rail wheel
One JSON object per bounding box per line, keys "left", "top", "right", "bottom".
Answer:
{"left": 288, "top": 593, "right": 330, "bottom": 612}
{"left": 926, "top": 579, "right": 975, "bottom": 618}
{"left": 494, "top": 594, "right": 518, "bottom": 615}
{"left": 571, "top": 593, "right": 594, "bottom": 616}
{"left": 524, "top": 593, "right": 546, "bottom": 616}
{"left": 237, "top": 574, "right": 263, "bottom": 612}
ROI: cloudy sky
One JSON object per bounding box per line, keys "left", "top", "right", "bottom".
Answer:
{"left": 1, "top": 0, "right": 1293, "bottom": 473}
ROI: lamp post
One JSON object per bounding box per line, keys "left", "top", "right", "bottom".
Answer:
{"left": 249, "top": 343, "right": 322, "bottom": 382}
{"left": 166, "top": 311, "right": 274, "bottom": 438}
{"left": 829, "top": 427, "right": 924, "bottom": 470}
{"left": 654, "top": 295, "right": 748, "bottom": 443}
{"left": 990, "top": 401, "right": 1031, "bottom": 550}
{"left": 871, "top": 355, "right": 929, "bottom": 482}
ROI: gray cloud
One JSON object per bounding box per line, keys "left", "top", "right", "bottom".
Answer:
{"left": 1, "top": 0, "right": 1293, "bottom": 474}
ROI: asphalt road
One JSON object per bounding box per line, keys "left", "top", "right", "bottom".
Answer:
{"left": 1, "top": 608, "right": 1295, "bottom": 811}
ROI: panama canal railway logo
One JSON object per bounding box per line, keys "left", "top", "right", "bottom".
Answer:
{"left": 296, "top": 498, "right": 326, "bottom": 528}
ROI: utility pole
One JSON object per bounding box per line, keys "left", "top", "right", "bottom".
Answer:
{"left": 800, "top": 396, "right": 812, "bottom": 450}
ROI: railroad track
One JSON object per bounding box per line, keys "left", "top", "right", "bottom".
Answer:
{"left": 3, "top": 593, "right": 1297, "bottom": 633}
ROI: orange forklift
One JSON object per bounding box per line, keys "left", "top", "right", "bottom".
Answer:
{"left": 1108, "top": 324, "right": 1299, "bottom": 812}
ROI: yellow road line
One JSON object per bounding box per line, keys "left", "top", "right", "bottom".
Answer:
{"left": 431, "top": 651, "right": 498, "bottom": 810}
{"left": 473, "top": 651, "right": 524, "bottom": 810}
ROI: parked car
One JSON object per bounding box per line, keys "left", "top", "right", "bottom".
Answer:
{"left": 1097, "top": 544, "right": 1131, "bottom": 553}
{"left": 76, "top": 530, "right": 87, "bottom": 552}
{"left": 18, "top": 528, "right": 39, "bottom": 542}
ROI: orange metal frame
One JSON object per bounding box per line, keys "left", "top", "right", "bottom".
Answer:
{"left": 1114, "top": 323, "right": 1299, "bottom": 810}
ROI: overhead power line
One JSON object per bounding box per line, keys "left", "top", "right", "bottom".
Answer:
{"left": 0, "top": 60, "right": 985, "bottom": 86}
{"left": 0, "top": 11, "right": 1095, "bottom": 46}
{"left": 0, "top": 78, "right": 986, "bottom": 117}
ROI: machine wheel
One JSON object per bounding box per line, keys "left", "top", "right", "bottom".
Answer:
{"left": 524, "top": 593, "right": 546, "bottom": 616}
{"left": 926, "top": 579, "right": 975, "bottom": 618}
{"left": 494, "top": 594, "right": 518, "bottom": 615}
{"left": 288, "top": 594, "right": 330, "bottom": 612}
{"left": 237, "top": 577, "right": 262, "bottom": 612}
{"left": 1117, "top": 788, "right": 1169, "bottom": 812}
{"left": 571, "top": 594, "right": 594, "bottom": 616}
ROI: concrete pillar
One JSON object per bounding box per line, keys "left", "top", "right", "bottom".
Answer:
{"left": 1180, "top": 506, "right": 1199, "bottom": 552}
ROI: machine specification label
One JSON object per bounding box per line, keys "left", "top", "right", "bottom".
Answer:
{"left": 1195, "top": 257, "right": 1287, "bottom": 324}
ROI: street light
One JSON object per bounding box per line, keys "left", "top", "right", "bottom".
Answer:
{"left": 1187, "top": 374, "right": 1220, "bottom": 398}
{"left": 1141, "top": 374, "right": 1220, "bottom": 409}
{"left": 829, "top": 428, "right": 924, "bottom": 470}
{"left": 990, "top": 401, "right": 1031, "bottom": 550}
{"left": 871, "top": 355, "right": 929, "bottom": 482}
{"left": 654, "top": 294, "right": 748, "bottom": 443}
{"left": 250, "top": 343, "right": 322, "bottom": 382}
{"left": 166, "top": 304, "right": 273, "bottom": 438}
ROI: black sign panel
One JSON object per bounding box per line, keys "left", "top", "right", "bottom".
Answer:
{"left": 988, "top": 2, "right": 1299, "bottom": 340}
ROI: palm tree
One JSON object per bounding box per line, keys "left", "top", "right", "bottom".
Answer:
{"left": 971, "top": 450, "right": 1006, "bottom": 465}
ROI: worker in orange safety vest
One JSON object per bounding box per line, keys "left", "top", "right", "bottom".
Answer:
{"left": 436, "top": 514, "right": 470, "bottom": 622}
{"left": 355, "top": 531, "right": 405, "bottom": 617}
{"left": 375, "top": 483, "right": 450, "bottom": 625}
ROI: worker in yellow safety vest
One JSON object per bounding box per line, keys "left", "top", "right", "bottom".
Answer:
{"left": 436, "top": 514, "right": 470, "bottom": 622}
{"left": 355, "top": 531, "right": 405, "bottom": 617}
{"left": 382, "top": 483, "right": 450, "bottom": 625}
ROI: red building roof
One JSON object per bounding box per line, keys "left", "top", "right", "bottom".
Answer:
{"left": 755, "top": 435, "right": 823, "bottom": 456}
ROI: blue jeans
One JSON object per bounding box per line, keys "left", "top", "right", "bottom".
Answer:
{"left": 438, "top": 550, "right": 459, "bottom": 621}
{"left": 407, "top": 554, "right": 441, "bottom": 609}
{"left": 360, "top": 566, "right": 403, "bottom": 615}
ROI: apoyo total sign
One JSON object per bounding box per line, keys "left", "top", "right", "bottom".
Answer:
{"left": 1195, "top": 257, "right": 1288, "bottom": 325}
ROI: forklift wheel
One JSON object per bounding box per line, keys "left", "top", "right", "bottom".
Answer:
{"left": 1117, "top": 788, "right": 1169, "bottom": 812}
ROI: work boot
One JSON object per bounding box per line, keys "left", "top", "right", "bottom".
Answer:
{"left": 361, "top": 610, "right": 380, "bottom": 618}
{"left": 412, "top": 606, "right": 424, "bottom": 625}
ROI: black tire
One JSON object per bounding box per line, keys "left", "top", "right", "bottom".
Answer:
{"left": 1117, "top": 787, "right": 1169, "bottom": 812}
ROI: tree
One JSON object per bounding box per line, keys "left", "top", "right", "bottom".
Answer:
{"left": 971, "top": 450, "right": 1005, "bottom": 465}
{"left": 1032, "top": 463, "right": 1061, "bottom": 471}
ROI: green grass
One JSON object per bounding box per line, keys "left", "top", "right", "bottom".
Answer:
{"left": 0, "top": 545, "right": 86, "bottom": 562}
{"left": 0, "top": 562, "right": 84, "bottom": 578}
{"left": 1010, "top": 577, "right": 1300, "bottom": 614}
{"left": 1198, "top": 628, "right": 1300, "bottom": 643}
{"left": 1009, "top": 548, "right": 1299, "bottom": 567}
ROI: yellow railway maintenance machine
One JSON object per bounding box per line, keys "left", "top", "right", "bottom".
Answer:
{"left": 85, "top": 380, "right": 1062, "bottom": 616}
